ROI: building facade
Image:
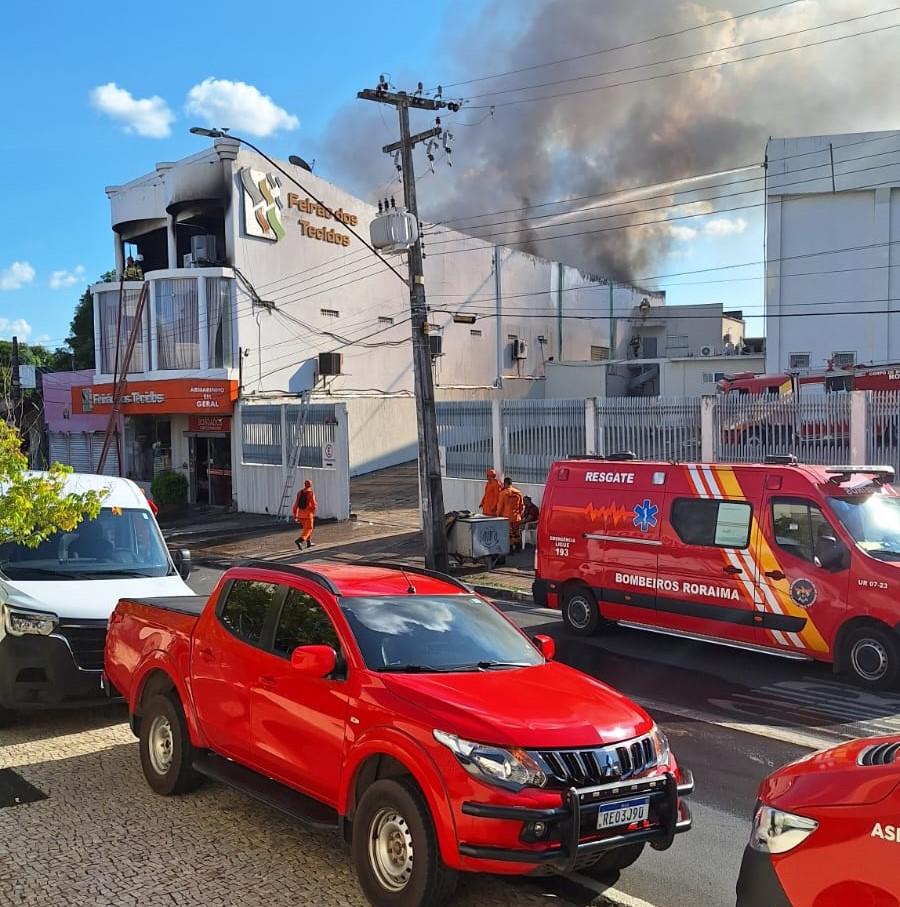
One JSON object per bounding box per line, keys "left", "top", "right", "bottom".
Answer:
{"left": 765, "top": 130, "right": 900, "bottom": 374}
{"left": 74, "top": 141, "right": 662, "bottom": 512}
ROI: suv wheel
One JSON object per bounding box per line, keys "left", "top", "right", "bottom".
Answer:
{"left": 843, "top": 625, "right": 900, "bottom": 690}
{"left": 138, "top": 694, "right": 202, "bottom": 795}
{"left": 352, "top": 778, "right": 457, "bottom": 907}
{"left": 561, "top": 585, "right": 601, "bottom": 636}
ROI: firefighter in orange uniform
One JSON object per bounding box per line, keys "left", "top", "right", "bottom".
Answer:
{"left": 497, "top": 477, "right": 525, "bottom": 552}
{"left": 293, "top": 480, "right": 317, "bottom": 550}
{"left": 480, "top": 468, "right": 503, "bottom": 516}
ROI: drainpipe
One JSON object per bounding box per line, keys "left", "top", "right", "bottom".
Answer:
{"left": 494, "top": 246, "right": 503, "bottom": 388}
{"left": 557, "top": 262, "right": 564, "bottom": 359}
{"left": 609, "top": 280, "right": 615, "bottom": 358}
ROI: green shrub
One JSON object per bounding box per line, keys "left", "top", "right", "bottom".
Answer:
{"left": 151, "top": 470, "right": 188, "bottom": 507}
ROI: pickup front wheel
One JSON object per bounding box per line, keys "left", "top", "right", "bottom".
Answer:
{"left": 352, "top": 778, "right": 458, "bottom": 907}
{"left": 139, "top": 694, "right": 201, "bottom": 796}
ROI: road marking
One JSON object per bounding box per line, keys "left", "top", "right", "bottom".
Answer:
{"left": 564, "top": 873, "right": 664, "bottom": 907}
{"left": 635, "top": 696, "right": 837, "bottom": 750}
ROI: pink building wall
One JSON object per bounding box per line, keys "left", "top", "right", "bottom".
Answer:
{"left": 43, "top": 370, "right": 117, "bottom": 433}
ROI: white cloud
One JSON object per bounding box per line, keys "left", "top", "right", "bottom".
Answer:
{"left": 49, "top": 265, "right": 86, "bottom": 290}
{"left": 90, "top": 82, "right": 174, "bottom": 138}
{"left": 0, "top": 317, "right": 32, "bottom": 340}
{"left": 0, "top": 261, "right": 36, "bottom": 291}
{"left": 185, "top": 78, "right": 299, "bottom": 137}
{"left": 704, "top": 217, "right": 748, "bottom": 237}
{"left": 666, "top": 225, "right": 699, "bottom": 241}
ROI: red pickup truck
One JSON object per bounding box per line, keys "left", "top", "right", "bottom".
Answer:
{"left": 104, "top": 560, "right": 693, "bottom": 907}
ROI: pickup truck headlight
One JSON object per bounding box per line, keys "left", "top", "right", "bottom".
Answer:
{"left": 649, "top": 725, "right": 670, "bottom": 766}
{"left": 433, "top": 729, "right": 547, "bottom": 791}
{"left": 1, "top": 603, "right": 58, "bottom": 637}
{"left": 749, "top": 804, "right": 818, "bottom": 854}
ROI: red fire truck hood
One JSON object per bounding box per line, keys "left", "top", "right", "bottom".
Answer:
{"left": 381, "top": 661, "right": 654, "bottom": 749}
{"left": 759, "top": 736, "right": 900, "bottom": 811}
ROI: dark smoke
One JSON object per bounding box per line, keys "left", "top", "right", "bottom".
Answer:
{"left": 322, "top": 0, "right": 900, "bottom": 282}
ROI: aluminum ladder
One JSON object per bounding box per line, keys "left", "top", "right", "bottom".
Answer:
{"left": 276, "top": 390, "right": 313, "bottom": 520}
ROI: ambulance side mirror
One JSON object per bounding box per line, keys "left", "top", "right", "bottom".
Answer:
{"left": 815, "top": 535, "right": 847, "bottom": 571}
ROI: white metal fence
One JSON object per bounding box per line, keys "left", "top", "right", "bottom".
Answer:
{"left": 438, "top": 391, "right": 900, "bottom": 489}
{"left": 599, "top": 397, "right": 701, "bottom": 462}
{"left": 715, "top": 392, "right": 851, "bottom": 464}
{"left": 502, "top": 399, "right": 586, "bottom": 484}
{"left": 436, "top": 400, "right": 493, "bottom": 480}
{"left": 241, "top": 403, "right": 339, "bottom": 467}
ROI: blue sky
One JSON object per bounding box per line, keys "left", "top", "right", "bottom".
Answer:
{"left": 0, "top": 0, "right": 780, "bottom": 350}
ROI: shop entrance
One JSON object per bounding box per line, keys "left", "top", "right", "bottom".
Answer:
{"left": 189, "top": 435, "right": 232, "bottom": 506}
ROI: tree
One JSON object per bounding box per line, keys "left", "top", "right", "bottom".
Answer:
{"left": 0, "top": 420, "right": 104, "bottom": 547}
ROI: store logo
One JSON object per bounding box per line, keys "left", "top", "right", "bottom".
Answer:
{"left": 790, "top": 578, "right": 817, "bottom": 609}
{"left": 240, "top": 167, "right": 285, "bottom": 242}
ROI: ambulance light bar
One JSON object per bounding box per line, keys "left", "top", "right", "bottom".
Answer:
{"left": 825, "top": 466, "right": 895, "bottom": 486}
{"left": 764, "top": 455, "right": 798, "bottom": 465}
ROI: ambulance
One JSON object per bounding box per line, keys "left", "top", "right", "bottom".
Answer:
{"left": 533, "top": 455, "right": 900, "bottom": 689}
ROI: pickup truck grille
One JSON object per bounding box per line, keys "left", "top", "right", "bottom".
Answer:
{"left": 859, "top": 742, "right": 900, "bottom": 766}
{"left": 55, "top": 620, "right": 107, "bottom": 671}
{"left": 532, "top": 735, "right": 657, "bottom": 787}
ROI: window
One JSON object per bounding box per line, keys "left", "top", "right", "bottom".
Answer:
{"left": 789, "top": 353, "right": 810, "bottom": 369}
{"left": 772, "top": 500, "right": 835, "bottom": 564}
{"left": 206, "top": 277, "right": 233, "bottom": 368}
{"left": 671, "top": 498, "right": 752, "bottom": 548}
{"left": 377, "top": 316, "right": 394, "bottom": 326}
{"left": 273, "top": 589, "right": 340, "bottom": 657}
{"left": 832, "top": 351, "right": 855, "bottom": 369}
{"left": 590, "top": 345, "right": 610, "bottom": 361}
{"left": 702, "top": 372, "right": 726, "bottom": 384}
{"left": 320, "top": 308, "right": 340, "bottom": 319}
{"left": 667, "top": 334, "right": 689, "bottom": 355}
{"left": 219, "top": 580, "right": 280, "bottom": 646}
{"left": 156, "top": 278, "right": 199, "bottom": 369}
{"left": 470, "top": 329, "right": 482, "bottom": 337}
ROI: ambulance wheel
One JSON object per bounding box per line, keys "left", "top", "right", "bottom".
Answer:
{"left": 561, "top": 585, "right": 601, "bottom": 636}
{"left": 843, "top": 625, "right": 900, "bottom": 690}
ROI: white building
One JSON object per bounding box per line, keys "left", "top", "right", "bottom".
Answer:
{"left": 765, "top": 130, "right": 900, "bottom": 374}
{"left": 77, "top": 139, "right": 662, "bottom": 513}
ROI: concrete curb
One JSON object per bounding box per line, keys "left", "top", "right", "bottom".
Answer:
{"left": 472, "top": 584, "right": 534, "bottom": 604}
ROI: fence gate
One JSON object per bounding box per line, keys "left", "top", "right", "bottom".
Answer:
{"left": 867, "top": 391, "right": 900, "bottom": 474}
{"left": 598, "top": 397, "right": 701, "bottom": 461}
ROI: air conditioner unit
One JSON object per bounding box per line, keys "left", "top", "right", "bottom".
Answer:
{"left": 700, "top": 345, "right": 714, "bottom": 358}
{"left": 318, "top": 351, "right": 342, "bottom": 377}
{"left": 429, "top": 334, "right": 443, "bottom": 358}
{"left": 190, "top": 234, "right": 218, "bottom": 265}
{"left": 513, "top": 338, "right": 528, "bottom": 360}
{"left": 182, "top": 253, "right": 194, "bottom": 268}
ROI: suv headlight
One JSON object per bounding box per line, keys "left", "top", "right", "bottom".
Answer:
{"left": 649, "top": 725, "right": 670, "bottom": 766}
{"left": 1, "top": 604, "right": 58, "bottom": 637}
{"left": 433, "top": 729, "right": 547, "bottom": 791}
{"left": 749, "top": 804, "right": 818, "bottom": 854}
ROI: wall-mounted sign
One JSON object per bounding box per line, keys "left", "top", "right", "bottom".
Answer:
{"left": 240, "top": 168, "right": 285, "bottom": 242}
{"left": 73, "top": 379, "right": 239, "bottom": 416}
{"left": 323, "top": 441, "right": 336, "bottom": 468}
{"left": 189, "top": 415, "right": 232, "bottom": 433}
{"left": 286, "top": 192, "right": 357, "bottom": 247}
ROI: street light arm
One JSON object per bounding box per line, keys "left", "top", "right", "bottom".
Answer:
{"left": 190, "top": 127, "right": 409, "bottom": 289}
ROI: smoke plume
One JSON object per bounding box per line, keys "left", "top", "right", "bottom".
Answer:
{"left": 323, "top": 0, "right": 900, "bottom": 283}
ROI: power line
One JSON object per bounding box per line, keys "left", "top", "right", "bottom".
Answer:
{"left": 429, "top": 0, "right": 807, "bottom": 90}
{"left": 464, "top": 19, "right": 900, "bottom": 108}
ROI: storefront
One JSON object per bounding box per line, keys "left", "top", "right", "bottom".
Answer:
{"left": 71, "top": 378, "right": 238, "bottom": 506}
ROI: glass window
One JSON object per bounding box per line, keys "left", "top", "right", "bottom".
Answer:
{"left": 671, "top": 498, "right": 752, "bottom": 549}
{"left": 341, "top": 595, "right": 543, "bottom": 672}
{"left": 273, "top": 589, "right": 340, "bottom": 657}
{"left": 156, "top": 278, "right": 199, "bottom": 369}
{"left": 220, "top": 580, "right": 279, "bottom": 646}
{"left": 206, "top": 277, "right": 233, "bottom": 369}
{"left": 789, "top": 353, "right": 810, "bottom": 369}
{"left": 98, "top": 288, "right": 146, "bottom": 374}
{"left": 0, "top": 508, "right": 170, "bottom": 580}
{"left": 832, "top": 351, "right": 855, "bottom": 369}
{"left": 772, "top": 500, "right": 833, "bottom": 564}
{"left": 828, "top": 493, "right": 900, "bottom": 561}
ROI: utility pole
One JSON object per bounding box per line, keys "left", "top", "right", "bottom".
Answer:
{"left": 10, "top": 335, "right": 22, "bottom": 431}
{"left": 358, "top": 82, "right": 456, "bottom": 571}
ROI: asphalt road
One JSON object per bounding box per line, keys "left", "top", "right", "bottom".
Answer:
{"left": 186, "top": 564, "right": 875, "bottom": 907}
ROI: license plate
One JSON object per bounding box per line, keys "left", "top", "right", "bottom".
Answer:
{"left": 597, "top": 796, "right": 650, "bottom": 830}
